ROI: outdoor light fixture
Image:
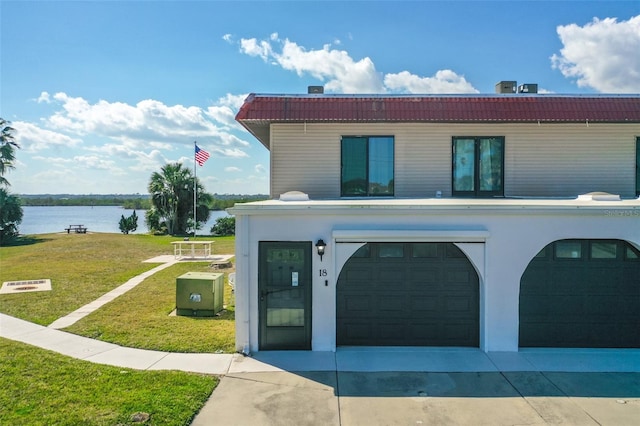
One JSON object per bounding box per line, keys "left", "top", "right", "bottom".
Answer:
{"left": 315, "top": 239, "right": 326, "bottom": 261}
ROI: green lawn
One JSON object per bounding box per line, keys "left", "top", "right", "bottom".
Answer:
{"left": 0, "top": 232, "right": 235, "bottom": 352}
{"left": 0, "top": 338, "right": 218, "bottom": 425}
{"left": 65, "top": 261, "right": 236, "bottom": 353}
{"left": 0, "top": 233, "right": 235, "bottom": 325}
{"left": 0, "top": 232, "right": 236, "bottom": 425}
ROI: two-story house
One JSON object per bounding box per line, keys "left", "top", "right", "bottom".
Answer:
{"left": 230, "top": 90, "right": 640, "bottom": 354}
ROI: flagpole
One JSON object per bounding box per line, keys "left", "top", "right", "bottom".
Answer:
{"left": 193, "top": 141, "right": 197, "bottom": 239}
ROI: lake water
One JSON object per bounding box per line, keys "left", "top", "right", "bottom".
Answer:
{"left": 19, "top": 206, "right": 230, "bottom": 235}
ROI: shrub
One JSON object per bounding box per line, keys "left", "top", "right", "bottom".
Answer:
{"left": 118, "top": 210, "right": 138, "bottom": 234}
{"left": 210, "top": 216, "right": 235, "bottom": 236}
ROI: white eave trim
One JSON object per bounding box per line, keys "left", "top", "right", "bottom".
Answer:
{"left": 333, "top": 229, "right": 489, "bottom": 243}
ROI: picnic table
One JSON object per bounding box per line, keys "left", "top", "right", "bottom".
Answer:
{"left": 171, "top": 240, "right": 213, "bottom": 259}
{"left": 65, "top": 225, "right": 87, "bottom": 234}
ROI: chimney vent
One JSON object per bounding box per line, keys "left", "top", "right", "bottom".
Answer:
{"left": 495, "top": 81, "right": 517, "bottom": 94}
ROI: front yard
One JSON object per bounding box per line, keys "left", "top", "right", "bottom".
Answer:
{"left": 0, "top": 232, "right": 236, "bottom": 424}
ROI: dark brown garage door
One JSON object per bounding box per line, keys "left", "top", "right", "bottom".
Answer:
{"left": 520, "top": 239, "right": 640, "bottom": 348}
{"left": 337, "top": 242, "right": 479, "bottom": 347}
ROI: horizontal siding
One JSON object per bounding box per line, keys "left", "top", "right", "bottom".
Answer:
{"left": 505, "top": 124, "right": 636, "bottom": 197}
{"left": 271, "top": 123, "right": 340, "bottom": 199}
{"left": 395, "top": 125, "right": 451, "bottom": 197}
{"left": 270, "top": 123, "right": 640, "bottom": 199}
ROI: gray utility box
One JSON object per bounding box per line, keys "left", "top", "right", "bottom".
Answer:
{"left": 176, "top": 272, "right": 224, "bottom": 317}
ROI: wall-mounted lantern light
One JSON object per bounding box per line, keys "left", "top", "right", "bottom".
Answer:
{"left": 315, "top": 239, "right": 326, "bottom": 261}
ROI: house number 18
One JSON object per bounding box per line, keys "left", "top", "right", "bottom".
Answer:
{"left": 319, "top": 269, "right": 327, "bottom": 277}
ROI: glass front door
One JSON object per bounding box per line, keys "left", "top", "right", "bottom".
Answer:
{"left": 258, "top": 242, "right": 312, "bottom": 350}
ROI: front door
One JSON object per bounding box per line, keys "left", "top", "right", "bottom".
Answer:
{"left": 259, "top": 241, "right": 312, "bottom": 350}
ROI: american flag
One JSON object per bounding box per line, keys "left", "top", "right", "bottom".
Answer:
{"left": 195, "top": 145, "right": 210, "bottom": 166}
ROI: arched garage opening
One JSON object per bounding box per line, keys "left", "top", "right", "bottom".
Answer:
{"left": 520, "top": 239, "right": 640, "bottom": 348}
{"left": 336, "top": 242, "right": 479, "bottom": 347}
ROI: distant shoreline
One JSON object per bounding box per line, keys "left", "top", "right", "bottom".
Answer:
{"left": 18, "top": 194, "right": 268, "bottom": 209}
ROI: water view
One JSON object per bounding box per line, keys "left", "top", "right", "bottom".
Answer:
{"left": 19, "top": 206, "right": 229, "bottom": 235}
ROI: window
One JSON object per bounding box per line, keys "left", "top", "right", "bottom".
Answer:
{"left": 341, "top": 136, "right": 394, "bottom": 196}
{"left": 412, "top": 243, "right": 438, "bottom": 258}
{"left": 555, "top": 240, "right": 582, "bottom": 259}
{"left": 590, "top": 241, "right": 617, "bottom": 259}
{"left": 378, "top": 243, "right": 404, "bottom": 258}
{"left": 452, "top": 137, "right": 504, "bottom": 197}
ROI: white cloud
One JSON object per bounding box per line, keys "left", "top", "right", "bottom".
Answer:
{"left": 225, "top": 166, "right": 242, "bottom": 172}
{"left": 36, "top": 91, "right": 51, "bottom": 103}
{"left": 551, "top": 15, "right": 640, "bottom": 93}
{"left": 43, "top": 93, "right": 251, "bottom": 152}
{"left": 34, "top": 154, "right": 123, "bottom": 173}
{"left": 255, "top": 164, "right": 266, "bottom": 173}
{"left": 12, "top": 92, "right": 261, "bottom": 194}
{"left": 239, "top": 36, "right": 385, "bottom": 93}
{"left": 236, "top": 35, "right": 478, "bottom": 94}
{"left": 205, "top": 93, "right": 248, "bottom": 129}
{"left": 240, "top": 37, "right": 274, "bottom": 61}
{"left": 384, "top": 70, "right": 478, "bottom": 94}
{"left": 12, "top": 121, "right": 82, "bottom": 152}
{"left": 278, "top": 38, "right": 384, "bottom": 93}
{"left": 222, "top": 33, "right": 232, "bottom": 42}
{"left": 215, "top": 147, "right": 249, "bottom": 158}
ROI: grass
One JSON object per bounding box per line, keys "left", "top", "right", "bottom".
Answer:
{"left": 66, "top": 261, "right": 236, "bottom": 353}
{"left": 0, "top": 338, "right": 218, "bottom": 426}
{"left": 0, "top": 233, "right": 235, "bottom": 327}
{"left": 0, "top": 233, "right": 236, "bottom": 424}
{"left": 0, "top": 232, "right": 236, "bottom": 353}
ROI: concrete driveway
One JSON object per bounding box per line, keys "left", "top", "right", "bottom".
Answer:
{"left": 3, "top": 313, "right": 637, "bottom": 425}
{"left": 192, "top": 349, "right": 640, "bottom": 426}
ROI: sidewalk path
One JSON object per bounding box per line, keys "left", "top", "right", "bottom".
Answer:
{"left": 48, "top": 254, "right": 233, "bottom": 329}
{"left": 1, "top": 313, "right": 234, "bottom": 374}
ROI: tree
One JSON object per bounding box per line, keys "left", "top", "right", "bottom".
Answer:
{"left": 146, "top": 162, "right": 211, "bottom": 235}
{"left": 118, "top": 210, "right": 138, "bottom": 234}
{"left": 0, "top": 118, "right": 22, "bottom": 244}
{"left": 210, "top": 216, "right": 235, "bottom": 236}
{"left": 0, "top": 119, "right": 19, "bottom": 187}
{"left": 0, "top": 188, "right": 23, "bottom": 244}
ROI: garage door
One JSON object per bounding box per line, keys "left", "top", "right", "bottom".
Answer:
{"left": 337, "top": 242, "right": 479, "bottom": 347}
{"left": 520, "top": 239, "right": 640, "bottom": 348}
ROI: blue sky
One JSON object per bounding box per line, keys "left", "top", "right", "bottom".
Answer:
{"left": 2, "top": 0, "right": 639, "bottom": 195}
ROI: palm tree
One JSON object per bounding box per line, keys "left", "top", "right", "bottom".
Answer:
{"left": 147, "top": 162, "right": 211, "bottom": 235}
{"left": 0, "top": 187, "right": 23, "bottom": 244}
{"left": 0, "top": 119, "right": 22, "bottom": 244}
{"left": 0, "top": 118, "right": 20, "bottom": 187}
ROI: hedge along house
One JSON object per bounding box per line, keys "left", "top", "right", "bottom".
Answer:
{"left": 230, "top": 90, "right": 640, "bottom": 354}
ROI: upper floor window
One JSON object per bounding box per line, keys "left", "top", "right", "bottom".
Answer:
{"left": 341, "top": 136, "right": 394, "bottom": 197}
{"left": 452, "top": 136, "right": 504, "bottom": 197}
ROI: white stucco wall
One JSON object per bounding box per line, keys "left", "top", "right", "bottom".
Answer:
{"left": 230, "top": 199, "right": 640, "bottom": 353}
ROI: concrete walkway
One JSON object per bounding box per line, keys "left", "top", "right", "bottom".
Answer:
{"left": 3, "top": 311, "right": 640, "bottom": 375}
{"left": 2, "top": 313, "right": 640, "bottom": 425}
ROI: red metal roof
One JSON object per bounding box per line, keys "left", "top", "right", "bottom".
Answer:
{"left": 236, "top": 94, "right": 640, "bottom": 123}
{"left": 235, "top": 94, "right": 640, "bottom": 147}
